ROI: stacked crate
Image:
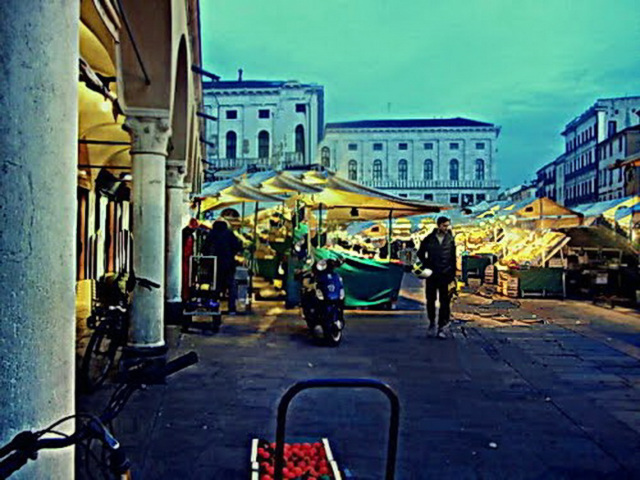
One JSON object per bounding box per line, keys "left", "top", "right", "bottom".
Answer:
{"left": 498, "top": 271, "right": 520, "bottom": 297}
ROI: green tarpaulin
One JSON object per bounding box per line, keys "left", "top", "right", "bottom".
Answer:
{"left": 315, "top": 248, "right": 405, "bottom": 307}
{"left": 509, "top": 267, "right": 564, "bottom": 295}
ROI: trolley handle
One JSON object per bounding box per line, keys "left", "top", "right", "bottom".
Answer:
{"left": 273, "top": 378, "right": 400, "bottom": 480}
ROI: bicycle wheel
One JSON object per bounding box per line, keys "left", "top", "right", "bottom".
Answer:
{"left": 80, "top": 325, "right": 119, "bottom": 393}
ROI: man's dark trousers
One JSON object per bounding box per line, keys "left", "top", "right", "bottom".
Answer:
{"left": 425, "top": 275, "right": 451, "bottom": 328}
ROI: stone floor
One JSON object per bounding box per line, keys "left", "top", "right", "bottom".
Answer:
{"left": 76, "top": 278, "right": 640, "bottom": 479}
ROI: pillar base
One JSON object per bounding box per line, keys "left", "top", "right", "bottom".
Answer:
{"left": 119, "top": 344, "right": 169, "bottom": 384}
{"left": 165, "top": 300, "right": 184, "bottom": 325}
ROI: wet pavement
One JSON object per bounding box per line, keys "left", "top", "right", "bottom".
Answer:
{"left": 76, "top": 276, "right": 640, "bottom": 479}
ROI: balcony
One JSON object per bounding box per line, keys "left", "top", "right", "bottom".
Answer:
{"left": 207, "top": 152, "right": 306, "bottom": 171}
{"left": 359, "top": 179, "right": 501, "bottom": 190}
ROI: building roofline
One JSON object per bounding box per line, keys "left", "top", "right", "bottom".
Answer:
{"left": 202, "top": 79, "right": 322, "bottom": 91}
{"left": 562, "top": 96, "right": 640, "bottom": 135}
{"left": 324, "top": 117, "right": 497, "bottom": 130}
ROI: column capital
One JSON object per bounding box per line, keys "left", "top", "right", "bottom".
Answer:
{"left": 124, "top": 115, "right": 172, "bottom": 156}
{"left": 166, "top": 159, "right": 186, "bottom": 188}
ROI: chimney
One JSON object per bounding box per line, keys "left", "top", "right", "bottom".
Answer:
{"left": 238, "top": 68, "right": 243, "bottom": 81}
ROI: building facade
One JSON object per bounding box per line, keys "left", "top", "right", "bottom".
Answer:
{"left": 319, "top": 118, "right": 500, "bottom": 206}
{"left": 598, "top": 125, "right": 640, "bottom": 200}
{"left": 202, "top": 78, "right": 324, "bottom": 177}
{"left": 560, "top": 97, "right": 640, "bottom": 207}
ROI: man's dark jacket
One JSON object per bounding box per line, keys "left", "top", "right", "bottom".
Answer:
{"left": 202, "top": 221, "right": 242, "bottom": 274}
{"left": 417, "top": 229, "right": 456, "bottom": 281}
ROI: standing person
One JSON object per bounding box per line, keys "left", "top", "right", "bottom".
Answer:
{"left": 202, "top": 218, "right": 242, "bottom": 314}
{"left": 417, "top": 216, "right": 456, "bottom": 338}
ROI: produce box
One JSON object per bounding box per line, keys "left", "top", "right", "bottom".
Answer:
{"left": 250, "top": 438, "right": 344, "bottom": 480}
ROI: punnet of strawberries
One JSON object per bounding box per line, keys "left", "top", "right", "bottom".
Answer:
{"left": 256, "top": 439, "right": 335, "bottom": 480}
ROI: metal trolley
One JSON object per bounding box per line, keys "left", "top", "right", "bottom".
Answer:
{"left": 182, "top": 255, "right": 222, "bottom": 333}
{"left": 250, "top": 378, "right": 400, "bottom": 480}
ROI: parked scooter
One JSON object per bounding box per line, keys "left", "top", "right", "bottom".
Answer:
{"left": 295, "top": 243, "right": 346, "bottom": 346}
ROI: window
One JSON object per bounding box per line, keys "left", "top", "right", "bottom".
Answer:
{"left": 226, "top": 131, "right": 237, "bottom": 158}
{"left": 608, "top": 120, "right": 617, "bottom": 137}
{"left": 475, "top": 159, "right": 485, "bottom": 181}
{"left": 423, "top": 159, "right": 433, "bottom": 180}
{"left": 450, "top": 142, "right": 459, "bottom": 150}
{"left": 373, "top": 159, "right": 382, "bottom": 183}
{"left": 258, "top": 109, "right": 270, "bottom": 119}
{"left": 476, "top": 193, "right": 486, "bottom": 203}
{"left": 295, "top": 103, "right": 306, "bottom": 113}
{"left": 398, "top": 143, "right": 408, "bottom": 150}
{"left": 424, "top": 193, "right": 434, "bottom": 201}
{"left": 618, "top": 137, "right": 623, "bottom": 153}
{"left": 373, "top": 143, "right": 383, "bottom": 151}
{"left": 257, "top": 130, "right": 270, "bottom": 158}
{"left": 348, "top": 160, "right": 357, "bottom": 181}
{"left": 321, "top": 147, "right": 330, "bottom": 168}
{"left": 226, "top": 110, "right": 238, "bottom": 119}
{"left": 399, "top": 194, "right": 408, "bottom": 198}
{"left": 348, "top": 143, "right": 358, "bottom": 151}
{"left": 449, "top": 159, "right": 459, "bottom": 181}
{"left": 475, "top": 142, "right": 485, "bottom": 150}
{"left": 295, "top": 125, "right": 305, "bottom": 161}
{"left": 398, "top": 159, "right": 408, "bottom": 181}
{"left": 618, "top": 168, "right": 622, "bottom": 182}
{"left": 424, "top": 142, "right": 434, "bottom": 150}
{"left": 449, "top": 195, "right": 459, "bottom": 204}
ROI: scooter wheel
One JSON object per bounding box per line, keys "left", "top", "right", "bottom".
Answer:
{"left": 324, "top": 325, "right": 343, "bottom": 347}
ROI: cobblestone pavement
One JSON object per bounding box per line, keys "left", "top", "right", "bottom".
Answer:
{"left": 76, "top": 278, "right": 640, "bottom": 479}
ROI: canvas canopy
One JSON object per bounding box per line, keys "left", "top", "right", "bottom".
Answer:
{"left": 197, "top": 168, "right": 443, "bottom": 220}
{"left": 573, "top": 196, "right": 640, "bottom": 225}
{"left": 197, "top": 178, "right": 285, "bottom": 212}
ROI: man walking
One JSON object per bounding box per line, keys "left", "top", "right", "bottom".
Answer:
{"left": 417, "top": 216, "right": 456, "bottom": 338}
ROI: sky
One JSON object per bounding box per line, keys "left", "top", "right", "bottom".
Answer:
{"left": 200, "top": 0, "right": 640, "bottom": 188}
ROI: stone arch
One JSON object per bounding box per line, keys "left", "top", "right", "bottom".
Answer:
{"left": 117, "top": 0, "right": 174, "bottom": 113}
{"left": 169, "top": 36, "right": 189, "bottom": 161}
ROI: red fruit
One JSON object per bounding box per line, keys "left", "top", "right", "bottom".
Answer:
{"left": 260, "top": 475, "right": 271, "bottom": 480}
{"left": 293, "top": 467, "right": 303, "bottom": 477}
{"left": 282, "top": 467, "right": 289, "bottom": 477}
{"left": 298, "top": 461, "right": 307, "bottom": 469}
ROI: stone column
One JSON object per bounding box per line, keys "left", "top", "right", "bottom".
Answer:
{"left": 123, "top": 115, "right": 171, "bottom": 351}
{"left": 166, "top": 160, "right": 186, "bottom": 322}
{"left": 0, "top": 1, "right": 78, "bottom": 478}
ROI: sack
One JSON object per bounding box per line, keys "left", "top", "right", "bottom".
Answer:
{"left": 412, "top": 261, "right": 433, "bottom": 279}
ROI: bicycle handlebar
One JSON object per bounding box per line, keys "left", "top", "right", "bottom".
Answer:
{"left": 0, "top": 352, "right": 198, "bottom": 478}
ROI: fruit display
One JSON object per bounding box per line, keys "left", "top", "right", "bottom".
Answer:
{"left": 250, "top": 438, "right": 340, "bottom": 480}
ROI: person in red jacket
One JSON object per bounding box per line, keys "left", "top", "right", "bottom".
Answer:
{"left": 417, "top": 216, "right": 456, "bottom": 338}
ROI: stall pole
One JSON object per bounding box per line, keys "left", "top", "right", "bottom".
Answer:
{"left": 388, "top": 210, "right": 393, "bottom": 259}
{"left": 241, "top": 202, "right": 246, "bottom": 235}
{"left": 251, "top": 202, "right": 259, "bottom": 296}
{"left": 318, "top": 203, "right": 323, "bottom": 248}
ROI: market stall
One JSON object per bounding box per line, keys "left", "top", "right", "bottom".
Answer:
{"left": 313, "top": 248, "right": 405, "bottom": 308}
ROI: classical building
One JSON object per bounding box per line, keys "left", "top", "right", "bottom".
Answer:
{"left": 559, "top": 96, "right": 640, "bottom": 207}
{"left": 597, "top": 125, "right": 640, "bottom": 200}
{"left": 202, "top": 76, "right": 324, "bottom": 177}
{"left": 319, "top": 118, "right": 500, "bottom": 206}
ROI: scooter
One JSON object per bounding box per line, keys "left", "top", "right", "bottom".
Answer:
{"left": 296, "top": 247, "right": 346, "bottom": 346}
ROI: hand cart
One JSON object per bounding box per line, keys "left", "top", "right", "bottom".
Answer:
{"left": 182, "top": 255, "right": 222, "bottom": 334}
{"left": 250, "top": 378, "right": 400, "bottom": 480}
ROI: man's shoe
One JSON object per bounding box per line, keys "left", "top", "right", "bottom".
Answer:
{"left": 436, "top": 329, "right": 447, "bottom": 339}
{"left": 427, "top": 323, "right": 436, "bottom": 337}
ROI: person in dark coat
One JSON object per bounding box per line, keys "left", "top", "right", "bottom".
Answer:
{"left": 417, "top": 216, "right": 456, "bottom": 338}
{"left": 202, "top": 218, "right": 242, "bottom": 314}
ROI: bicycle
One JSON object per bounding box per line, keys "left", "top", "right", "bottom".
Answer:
{"left": 80, "top": 273, "right": 161, "bottom": 393}
{"left": 0, "top": 351, "right": 198, "bottom": 479}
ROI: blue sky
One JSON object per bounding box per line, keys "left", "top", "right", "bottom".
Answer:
{"left": 200, "top": 0, "right": 640, "bottom": 187}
